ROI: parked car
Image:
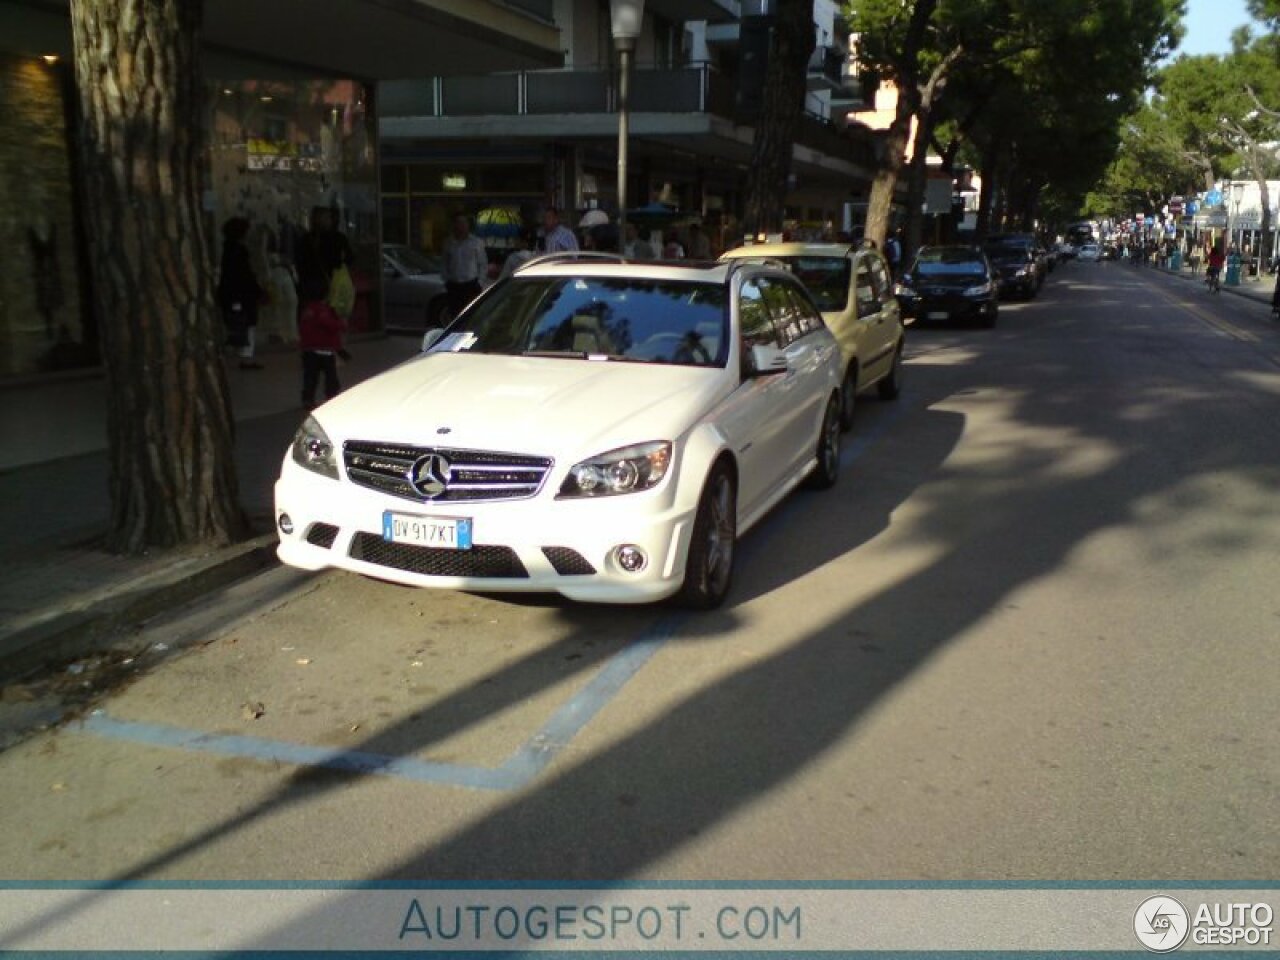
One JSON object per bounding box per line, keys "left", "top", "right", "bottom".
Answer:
{"left": 381, "top": 244, "right": 449, "bottom": 331}
{"left": 895, "top": 245, "right": 999, "bottom": 328}
{"left": 1077, "top": 243, "right": 1102, "bottom": 262}
{"left": 983, "top": 234, "right": 1043, "bottom": 299}
{"left": 719, "top": 241, "right": 905, "bottom": 431}
{"left": 275, "top": 255, "right": 844, "bottom": 609}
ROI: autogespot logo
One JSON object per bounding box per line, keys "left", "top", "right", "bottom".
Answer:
{"left": 1134, "top": 895, "right": 1191, "bottom": 953}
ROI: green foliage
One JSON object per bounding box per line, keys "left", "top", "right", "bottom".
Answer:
{"left": 844, "top": 0, "right": 1184, "bottom": 227}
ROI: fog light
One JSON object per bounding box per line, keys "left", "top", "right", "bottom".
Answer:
{"left": 278, "top": 513, "right": 294, "bottom": 535}
{"left": 615, "top": 545, "right": 647, "bottom": 573}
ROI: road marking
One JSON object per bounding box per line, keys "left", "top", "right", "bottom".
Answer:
{"left": 80, "top": 392, "right": 914, "bottom": 791}
{"left": 1138, "top": 271, "right": 1263, "bottom": 343}
{"left": 83, "top": 613, "right": 686, "bottom": 792}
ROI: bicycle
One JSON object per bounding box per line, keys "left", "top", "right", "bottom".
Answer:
{"left": 1205, "top": 266, "right": 1221, "bottom": 293}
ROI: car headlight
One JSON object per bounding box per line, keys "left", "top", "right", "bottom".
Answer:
{"left": 964, "top": 282, "right": 993, "bottom": 296}
{"left": 291, "top": 415, "right": 339, "bottom": 480}
{"left": 1016, "top": 266, "right": 1031, "bottom": 276}
{"left": 558, "top": 441, "right": 672, "bottom": 498}
{"left": 895, "top": 284, "right": 916, "bottom": 298}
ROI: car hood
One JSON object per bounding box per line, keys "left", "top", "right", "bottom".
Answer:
{"left": 312, "top": 352, "right": 729, "bottom": 456}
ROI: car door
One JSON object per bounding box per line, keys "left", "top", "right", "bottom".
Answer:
{"left": 768, "top": 278, "right": 833, "bottom": 476}
{"left": 717, "top": 277, "right": 793, "bottom": 521}
{"left": 854, "top": 249, "right": 898, "bottom": 382}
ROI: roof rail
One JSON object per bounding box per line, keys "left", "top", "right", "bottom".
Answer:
{"left": 518, "top": 251, "right": 628, "bottom": 271}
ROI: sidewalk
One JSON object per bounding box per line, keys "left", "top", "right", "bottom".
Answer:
{"left": 1155, "top": 259, "right": 1277, "bottom": 306}
{"left": 0, "top": 334, "right": 420, "bottom": 681}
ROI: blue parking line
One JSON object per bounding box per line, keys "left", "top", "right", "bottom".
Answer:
{"left": 81, "top": 394, "right": 910, "bottom": 791}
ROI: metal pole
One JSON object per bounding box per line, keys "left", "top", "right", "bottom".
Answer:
{"left": 617, "top": 42, "right": 632, "bottom": 255}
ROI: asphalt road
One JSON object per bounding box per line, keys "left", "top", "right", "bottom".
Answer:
{"left": 1, "top": 258, "right": 1278, "bottom": 886}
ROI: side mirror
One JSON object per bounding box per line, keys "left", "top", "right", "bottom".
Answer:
{"left": 421, "top": 328, "right": 445, "bottom": 353}
{"left": 383, "top": 266, "right": 401, "bottom": 279}
{"left": 747, "top": 343, "right": 789, "bottom": 377}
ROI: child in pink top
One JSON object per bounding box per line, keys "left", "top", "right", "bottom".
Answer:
{"left": 298, "top": 278, "right": 347, "bottom": 410}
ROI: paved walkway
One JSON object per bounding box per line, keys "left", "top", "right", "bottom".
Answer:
{"left": 0, "top": 335, "right": 420, "bottom": 679}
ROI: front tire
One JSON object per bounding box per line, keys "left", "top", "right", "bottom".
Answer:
{"left": 878, "top": 341, "right": 904, "bottom": 400}
{"left": 805, "top": 394, "right": 841, "bottom": 490}
{"left": 675, "top": 463, "right": 737, "bottom": 610}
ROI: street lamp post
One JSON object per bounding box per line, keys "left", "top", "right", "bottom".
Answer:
{"left": 611, "top": 0, "right": 644, "bottom": 255}
{"left": 1230, "top": 180, "right": 1246, "bottom": 259}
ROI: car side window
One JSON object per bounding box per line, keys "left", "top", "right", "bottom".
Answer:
{"left": 738, "top": 279, "right": 780, "bottom": 378}
{"left": 759, "top": 277, "right": 805, "bottom": 346}
{"left": 868, "top": 255, "right": 895, "bottom": 310}
{"left": 778, "top": 280, "right": 825, "bottom": 338}
{"left": 853, "top": 257, "right": 879, "bottom": 318}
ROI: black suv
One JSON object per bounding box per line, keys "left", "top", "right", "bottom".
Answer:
{"left": 896, "top": 245, "right": 999, "bottom": 328}
{"left": 982, "top": 234, "right": 1043, "bottom": 300}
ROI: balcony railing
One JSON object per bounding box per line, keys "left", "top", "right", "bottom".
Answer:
{"left": 806, "top": 45, "right": 849, "bottom": 92}
{"left": 382, "top": 64, "right": 737, "bottom": 118}
{"left": 380, "top": 64, "right": 875, "bottom": 169}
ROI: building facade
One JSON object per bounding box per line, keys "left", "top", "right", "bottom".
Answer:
{"left": 0, "top": 0, "right": 561, "bottom": 379}
{"left": 379, "top": 0, "right": 879, "bottom": 259}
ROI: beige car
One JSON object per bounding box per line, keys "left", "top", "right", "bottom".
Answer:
{"left": 721, "top": 242, "right": 905, "bottom": 430}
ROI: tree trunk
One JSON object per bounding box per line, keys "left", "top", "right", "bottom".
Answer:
{"left": 70, "top": 0, "right": 246, "bottom": 553}
{"left": 742, "top": 0, "right": 815, "bottom": 237}
{"left": 864, "top": 106, "right": 912, "bottom": 247}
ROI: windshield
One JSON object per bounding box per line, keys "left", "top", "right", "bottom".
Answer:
{"left": 771, "top": 256, "right": 851, "bottom": 313}
{"left": 912, "top": 250, "right": 988, "bottom": 278}
{"left": 984, "top": 242, "right": 1032, "bottom": 261}
{"left": 429, "top": 276, "right": 729, "bottom": 367}
{"left": 385, "top": 245, "right": 442, "bottom": 275}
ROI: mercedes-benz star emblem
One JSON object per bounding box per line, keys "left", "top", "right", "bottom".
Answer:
{"left": 408, "top": 453, "right": 451, "bottom": 499}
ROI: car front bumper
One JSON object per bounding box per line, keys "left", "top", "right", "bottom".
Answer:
{"left": 274, "top": 457, "right": 699, "bottom": 604}
{"left": 900, "top": 293, "right": 996, "bottom": 323}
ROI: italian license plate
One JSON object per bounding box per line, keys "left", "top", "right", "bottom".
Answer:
{"left": 382, "top": 511, "right": 473, "bottom": 550}
{"left": 927, "top": 311, "right": 950, "bottom": 320}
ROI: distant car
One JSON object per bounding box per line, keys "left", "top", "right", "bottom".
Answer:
{"left": 382, "top": 244, "right": 449, "bottom": 331}
{"left": 720, "top": 241, "right": 905, "bottom": 431}
{"left": 983, "top": 234, "right": 1043, "bottom": 299}
{"left": 1077, "top": 243, "right": 1101, "bottom": 262}
{"left": 275, "top": 256, "right": 844, "bottom": 608}
{"left": 895, "top": 245, "right": 999, "bottom": 328}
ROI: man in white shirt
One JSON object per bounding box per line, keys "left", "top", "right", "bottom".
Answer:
{"left": 442, "top": 213, "right": 489, "bottom": 317}
{"left": 542, "top": 207, "right": 579, "bottom": 254}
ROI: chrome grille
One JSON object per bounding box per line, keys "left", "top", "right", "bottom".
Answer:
{"left": 343, "top": 441, "right": 552, "bottom": 504}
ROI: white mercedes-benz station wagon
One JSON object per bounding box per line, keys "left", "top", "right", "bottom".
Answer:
{"left": 274, "top": 254, "right": 843, "bottom": 608}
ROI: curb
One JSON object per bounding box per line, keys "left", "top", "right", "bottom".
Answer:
{"left": 1158, "top": 265, "right": 1275, "bottom": 306}
{"left": 0, "top": 533, "right": 279, "bottom": 684}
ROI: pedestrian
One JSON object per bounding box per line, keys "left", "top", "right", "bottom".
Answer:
{"left": 217, "top": 215, "right": 265, "bottom": 370}
{"left": 441, "top": 213, "right": 488, "bottom": 318}
{"left": 499, "top": 228, "right": 538, "bottom": 280}
{"left": 885, "top": 229, "right": 903, "bottom": 276}
{"left": 541, "top": 206, "right": 579, "bottom": 253}
{"left": 1206, "top": 242, "right": 1225, "bottom": 291}
{"left": 687, "top": 222, "right": 712, "bottom": 259}
{"left": 623, "top": 223, "right": 655, "bottom": 259}
{"left": 298, "top": 275, "right": 346, "bottom": 411}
